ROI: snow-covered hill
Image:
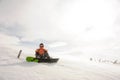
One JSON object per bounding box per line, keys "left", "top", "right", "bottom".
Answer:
{"left": 1, "top": 0, "right": 120, "bottom": 80}
{"left": 0, "top": 47, "right": 120, "bottom": 80}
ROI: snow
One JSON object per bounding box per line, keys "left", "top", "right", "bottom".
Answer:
{"left": 0, "top": 47, "right": 120, "bottom": 80}
{"left": 0, "top": 0, "right": 120, "bottom": 80}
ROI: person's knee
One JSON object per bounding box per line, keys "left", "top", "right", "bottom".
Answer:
{"left": 44, "top": 53, "right": 50, "bottom": 57}
{"left": 36, "top": 52, "right": 39, "bottom": 55}
{"left": 35, "top": 52, "right": 40, "bottom": 57}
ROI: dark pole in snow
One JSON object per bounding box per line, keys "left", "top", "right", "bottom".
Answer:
{"left": 17, "top": 50, "right": 22, "bottom": 59}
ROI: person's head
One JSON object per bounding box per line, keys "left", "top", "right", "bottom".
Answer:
{"left": 39, "top": 43, "right": 44, "bottom": 48}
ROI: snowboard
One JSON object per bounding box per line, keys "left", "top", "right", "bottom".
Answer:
{"left": 26, "top": 56, "right": 59, "bottom": 63}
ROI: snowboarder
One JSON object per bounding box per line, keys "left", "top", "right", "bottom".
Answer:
{"left": 26, "top": 43, "right": 59, "bottom": 63}
{"left": 35, "top": 43, "right": 50, "bottom": 59}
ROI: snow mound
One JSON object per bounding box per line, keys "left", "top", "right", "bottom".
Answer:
{"left": 0, "top": 47, "right": 120, "bottom": 80}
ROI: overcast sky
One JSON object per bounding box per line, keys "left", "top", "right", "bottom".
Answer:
{"left": 0, "top": 0, "right": 120, "bottom": 57}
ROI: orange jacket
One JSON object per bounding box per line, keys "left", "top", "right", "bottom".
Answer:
{"left": 35, "top": 48, "right": 47, "bottom": 55}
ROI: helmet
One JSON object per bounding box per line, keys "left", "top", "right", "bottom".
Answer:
{"left": 39, "top": 43, "right": 44, "bottom": 47}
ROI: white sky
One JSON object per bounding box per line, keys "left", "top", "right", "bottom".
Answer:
{"left": 0, "top": 0, "right": 120, "bottom": 58}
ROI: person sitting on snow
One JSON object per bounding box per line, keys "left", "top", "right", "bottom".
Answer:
{"left": 35, "top": 43, "right": 50, "bottom": 59}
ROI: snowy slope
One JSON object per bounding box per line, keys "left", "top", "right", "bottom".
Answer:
{"left": 0, "top": 47, "right": 120, "bottom": 80}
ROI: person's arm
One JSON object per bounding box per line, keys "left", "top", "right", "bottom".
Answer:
{"left": 35, "top": 49, "right": 39, "bottom": 58}
{"left": 44, "top": 49, "right": 48, "bottom": 53}
{"left": 35, "top": 49, "right": 39, "bottom": 53}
